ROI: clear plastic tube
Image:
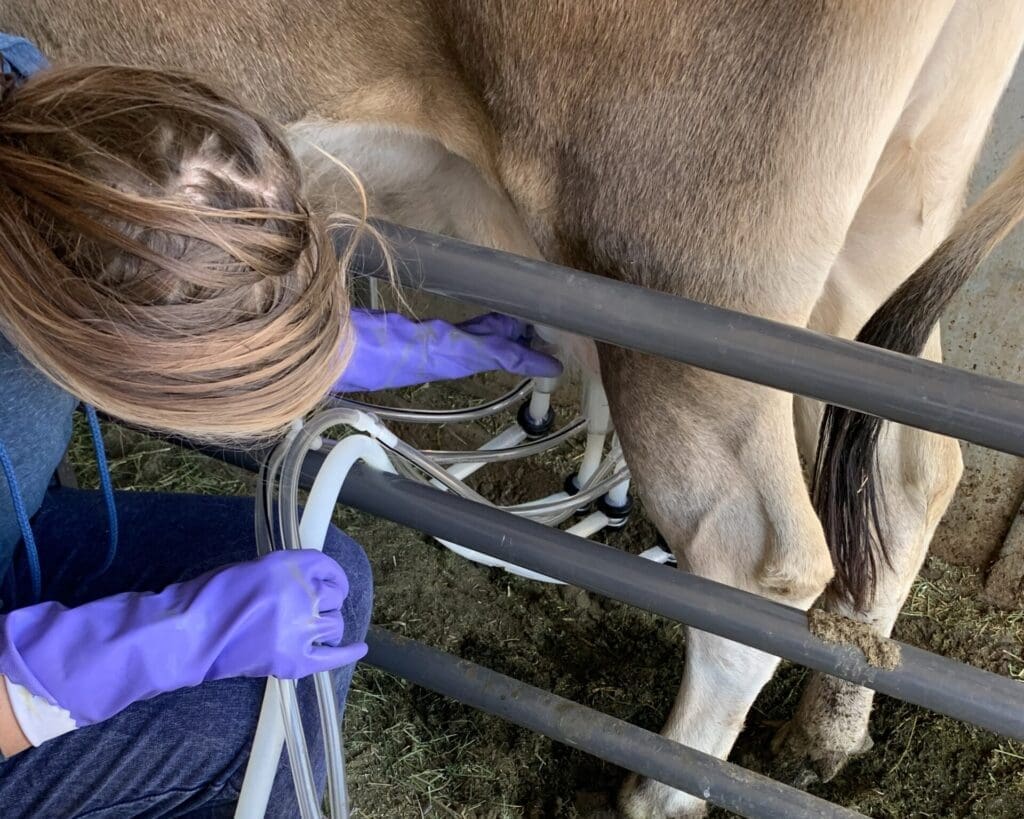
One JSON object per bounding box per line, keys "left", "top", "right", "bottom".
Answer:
{"left": 386, "top": 438, "right": 491, "bottom": 504}
{"left": 314, "top": 669, "right": 348, "bottom": 819}
{"left": 240, "top": 430, "right": 322, "bottom": 819}
{"left": 276, "top": 412, "right": 400, "bottom": 819}
{"left": 379, "top": 426, "right": 628, "bottom": 519}
{"left": 330, "top": 380, "right": 531, "bottom": 424}
{"left": 445, "top": 426, "right": 529, "bottom": 481}
{"left": 606, "top": 477, "right": 631, "bottom": 508}
{"left": 243, "top": 420, "right": 361, "bottom": 819}
{"left": 277, "top": 679, "right": 321, "bottom": 819}
{"left": 506, "top": 468, "right": 630, "bottom": 516}
{"left": 527, "top": 388, "right": 552, "bottom": 425}
{"left": 277, "top": 409, "right": 395, "bottom": 547}
{"left": 423, "top": 419, "right": 586, "bottom": 464}
{"left": 296, "top": 430, "right": 397, "bottom": 819}
{"left": 275, "top": 417, "right": 348, "bottom": 819}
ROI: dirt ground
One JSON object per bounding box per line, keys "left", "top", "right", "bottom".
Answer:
{"left": 68, "top": 371, "right": 1024, "bottom": 819}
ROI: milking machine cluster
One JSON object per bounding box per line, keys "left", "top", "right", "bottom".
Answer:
{"left": 235, "top": 302, "right": 676, "bottom": 819}
{"left": 331, "top": 366, "right": 677, "bottom": 582}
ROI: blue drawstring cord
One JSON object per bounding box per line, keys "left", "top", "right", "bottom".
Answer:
{"left": 83, "top": 405, "right": 119, "bottom": 581}
{"left": 0, "top": 406, "right": 119, "bottom": 604}
{"left": 0, "top": 440, "right": 42, "bottom": 603}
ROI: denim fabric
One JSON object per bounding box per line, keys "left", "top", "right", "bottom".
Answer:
{"left": 0, "top": 336, "right": 77, "bottom": 576}
{"left": 0, "top": 486, "right": 373, "bottom": 818}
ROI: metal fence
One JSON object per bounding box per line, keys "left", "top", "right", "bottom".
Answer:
{"left": 199, "top": 222, "right": 1024, "bottom": 819}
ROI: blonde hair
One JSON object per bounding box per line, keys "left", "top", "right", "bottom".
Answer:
{"left": 0, "top": 64, "right": 352, "bottom": 441}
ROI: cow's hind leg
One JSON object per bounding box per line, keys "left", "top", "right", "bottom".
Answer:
{"left": 610, "top": 360, "right": 834, "bottom": 819}
{"left": 776, "top": 0, "right": 1024, "bottom": 781}
{"left": 780, "top": 363, "right": 962, "bottom": 783}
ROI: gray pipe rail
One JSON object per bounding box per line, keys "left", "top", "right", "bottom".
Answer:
{"left": 338, "top": 462, "right": 1024, "bottom": 743}
{"left": 175, "top": 224, "right": 1024, "bottom": 814}
{"left": 184, "top": 439, "right": 1024, "bottom": 741}
{"left": 366, "top": 626, "right": 866, "bottom": 819}
{"left": 336, "top": 222, "right": 1024, "bottom": 457}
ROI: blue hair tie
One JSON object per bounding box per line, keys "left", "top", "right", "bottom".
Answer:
{"left": 0, "top": 33, "right": 49, "bottom": 82}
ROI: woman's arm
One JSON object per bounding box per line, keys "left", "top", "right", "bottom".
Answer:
{"left": 0, "top": 676, "right": 31, "bottom": 757}
{"left": 0, "top": 550, "right": 365, "bottom": 749}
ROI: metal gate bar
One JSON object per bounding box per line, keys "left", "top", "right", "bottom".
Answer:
{"left": 181, "top": 441, "right": 1024, "bottom": 742}
{"left": 339, "top": 222, "right": 1024, "bottom": 457}
{"left": 366, "top": 626, "right": 867, "bottom": 819}
{"left": 177, "top": 223, "right": 1024, "bottom": 816}
{"left": 337, "top": 462, "right": 1024, "bottom": 742}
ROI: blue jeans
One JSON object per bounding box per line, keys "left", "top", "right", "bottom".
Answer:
{"left": 0, "top": 486, "right": 373, "bottom": 818}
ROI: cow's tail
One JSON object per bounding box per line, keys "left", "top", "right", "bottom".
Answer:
{"left": 813, "top": 144, "right": 1024, "bottom": 612}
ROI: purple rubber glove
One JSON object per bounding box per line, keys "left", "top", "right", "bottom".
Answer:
{"left": 0, "top": 550, "right": 365, "bottom": 729}
{"left": 333, "top": 309, "right": 563, "bottom": 393}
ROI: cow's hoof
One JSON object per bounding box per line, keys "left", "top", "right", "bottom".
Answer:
{"left": 771, "top": 719, "right": 874, "bottom": 785}
{"left": 618, "top": 772, "right": 707, "bottom": 819}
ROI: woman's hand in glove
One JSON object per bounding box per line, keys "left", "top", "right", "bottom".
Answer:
{"left": 0, "top": 549, "right": 364, "bottom": 740}
{"left": 333, "top": 310, "right": 562, "bottom": 393}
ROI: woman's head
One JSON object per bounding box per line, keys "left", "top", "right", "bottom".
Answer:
{"left": 0, "top": 64, "right": 350, "bottom": 441}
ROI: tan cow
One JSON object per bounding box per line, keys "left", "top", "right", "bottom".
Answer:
{"left": 4, "top": 3, "right": 1024, "bottom": 816}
